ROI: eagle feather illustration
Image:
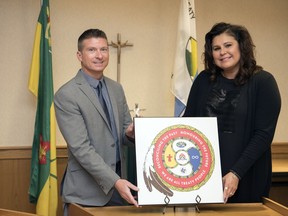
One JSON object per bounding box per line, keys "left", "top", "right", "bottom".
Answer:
{"left": 143, "top": 145, "right": 174, "bottom": 197}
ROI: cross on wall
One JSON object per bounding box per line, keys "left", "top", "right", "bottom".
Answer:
{"left": 108, "top": 33, "right": 133, "bottom": 83}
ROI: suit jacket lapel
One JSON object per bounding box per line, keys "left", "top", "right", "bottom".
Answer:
{"left": 75, "top": 71, "right": 112, "bottom": 129}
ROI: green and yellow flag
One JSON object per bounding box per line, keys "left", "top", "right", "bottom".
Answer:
{"left": 28, "top": 0, "right": 58, "bottom": 215}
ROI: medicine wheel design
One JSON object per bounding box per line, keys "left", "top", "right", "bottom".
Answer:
{"left": 143, "top": 124, "right": 215, "bottom": 197}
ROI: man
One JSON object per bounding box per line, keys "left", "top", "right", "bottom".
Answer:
{"left": 54, "top": 29, "right": 139, "bottom": 214}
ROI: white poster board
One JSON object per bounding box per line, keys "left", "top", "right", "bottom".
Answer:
{"left": 134, "top": 117, "right": 224, "bottom": 205}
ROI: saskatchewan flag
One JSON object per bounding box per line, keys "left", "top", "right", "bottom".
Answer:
{"left": 28, "top": 0, "right": 58, "bottom": 215}
{"left": 171, "top": 0, "right": 198, "bottom": 116}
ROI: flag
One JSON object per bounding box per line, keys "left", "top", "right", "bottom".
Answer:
{"left": 171, "top": 0, "right": 198, "bottom": 116}
{"left": 28, "top": 0, "right": 58, "bottom": 215}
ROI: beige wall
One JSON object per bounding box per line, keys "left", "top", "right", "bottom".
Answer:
{"left": 0, "top": 0, "right": 287, "bottom": 147}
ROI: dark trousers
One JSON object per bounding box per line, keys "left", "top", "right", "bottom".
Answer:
{"left": 106, "top": 161, "right": 124, "bottom": 206}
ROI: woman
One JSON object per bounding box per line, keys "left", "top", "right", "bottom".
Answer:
{"left": 183, "top": 22, "right": 281, "bottom": 203}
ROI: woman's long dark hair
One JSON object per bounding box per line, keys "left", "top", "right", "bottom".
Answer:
{"left": 204, "top": 22, "right": 262, "bottom": 85}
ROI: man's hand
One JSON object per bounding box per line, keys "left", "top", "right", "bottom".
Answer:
{"left": 125, "top": 123, "right": 135, "bottom": 139}
{"left": 222, "top": 172, "right": 239, "bottom": 203}
{"left": 115, "top": 179, "right": 139, "bottom": 207}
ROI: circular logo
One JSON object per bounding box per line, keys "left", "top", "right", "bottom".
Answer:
{"left": 149, "top": 124, "right": 215, "bottom": 192}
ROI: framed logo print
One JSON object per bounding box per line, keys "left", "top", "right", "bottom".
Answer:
{"left": 134, "top": 117, "right": 223, "bottom": 205}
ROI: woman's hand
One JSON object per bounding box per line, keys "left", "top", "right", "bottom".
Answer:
{"left": 222, "top": 172, "right": 239, "bottom": 203}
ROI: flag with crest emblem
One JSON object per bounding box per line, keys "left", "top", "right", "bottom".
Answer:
{"left": 28, "top": 0, "right": 58, "bottom": 215}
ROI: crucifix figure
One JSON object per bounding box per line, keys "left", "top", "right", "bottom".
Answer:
{"left": 109, "top": 33, "right": 133, "bottom": 83}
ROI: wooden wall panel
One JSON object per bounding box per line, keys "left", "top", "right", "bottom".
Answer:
{"left": 0, "top": 159, "right": 35, "bottom": 212}
{"left": 271, "top": 142, "right": 288, "bottom": 159}
{"left": 0, "top": 146, "right": 67, "bottom": 216}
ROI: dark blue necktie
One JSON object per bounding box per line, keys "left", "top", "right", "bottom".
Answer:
{"left": 96, "top": 81, "right": 120, "bottom": 162}
{"left": 97, "top": 81, "right": 111, "bottom": 126}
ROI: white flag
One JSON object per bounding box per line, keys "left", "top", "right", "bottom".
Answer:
{"left": 171, "top": 0, "right": 198, "bottom": 116}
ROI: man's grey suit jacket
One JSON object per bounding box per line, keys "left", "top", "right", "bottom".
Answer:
{"left": 54, "top": 70, "right": 133, "bottom": 206}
